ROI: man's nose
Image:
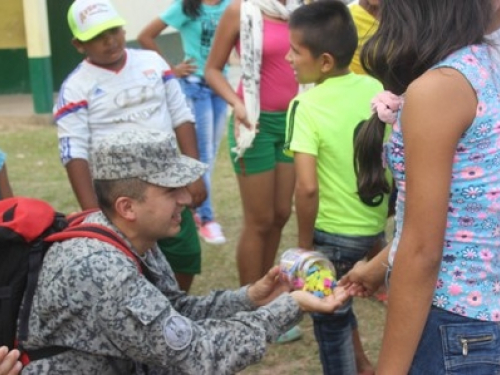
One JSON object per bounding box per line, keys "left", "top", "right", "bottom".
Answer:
{"left": 177, "top": 187, "right": 192, "bottom": 206}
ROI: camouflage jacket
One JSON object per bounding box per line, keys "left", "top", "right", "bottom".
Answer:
{"left": 21, "top": 212, "right": 302, "bottom": 374}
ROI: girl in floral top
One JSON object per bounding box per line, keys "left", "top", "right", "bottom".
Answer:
{"left": 341, "top": 0, "right": 500, "bottom": 374}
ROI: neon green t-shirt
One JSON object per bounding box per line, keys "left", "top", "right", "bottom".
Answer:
{"left": 285, "top": 73, "right": 389, "bottom": 235}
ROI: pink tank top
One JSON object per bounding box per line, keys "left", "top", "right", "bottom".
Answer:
{"left": 236, "top": 18, "right": 298, "bottom": 112}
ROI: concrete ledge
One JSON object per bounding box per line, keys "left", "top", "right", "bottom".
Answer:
{"left": 0, "top": 94, "right": 54, "bottom": 126}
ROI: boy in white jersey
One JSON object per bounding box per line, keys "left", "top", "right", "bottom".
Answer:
{"left": 54, "top": 0, "right": 206, "bottom": 292}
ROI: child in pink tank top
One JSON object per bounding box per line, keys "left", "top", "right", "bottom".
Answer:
{"left": 205, "top": 0, "right": 301, "bottom": 344}
{"left": 236, "top": 18, "right": 298, "bottom": 112}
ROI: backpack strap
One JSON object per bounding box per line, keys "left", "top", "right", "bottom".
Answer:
{"left": 20, "top": 345, "right": 70, "bottom": 365}
{"left": 65, "top": 209, "right": 100, "bottom": 227}
{"left": 16, "top": 239, "right": 49, "bottom": 344}
{"left": 20, "top": 224, "right": 151, "bottom": 370}
{"left": 45, "top": 224, "right": 143, "bottom": 273}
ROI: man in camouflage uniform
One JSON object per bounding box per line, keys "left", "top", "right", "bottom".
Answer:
{"left": 20, "top": 130, "right": 346, "bottom": 374}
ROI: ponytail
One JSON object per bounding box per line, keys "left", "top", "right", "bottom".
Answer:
{"left": 354, "top": 114, "right": 390, "bottom": 207}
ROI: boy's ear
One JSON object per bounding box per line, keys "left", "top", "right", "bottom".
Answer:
{"left": 71, "top": 38, "right": 86, "bottom": 54}
{"left": 320, "top": 53, "right": 335, "bottom": 73}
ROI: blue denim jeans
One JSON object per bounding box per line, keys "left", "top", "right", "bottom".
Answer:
{"left": 180, "top": 77, "right": 227, "bottom": 222}
{"left": 312, "top": 230, "right": 386, "bottom": 375}
{"left": 409, "top": 306, "right": 500, "bottom": 375}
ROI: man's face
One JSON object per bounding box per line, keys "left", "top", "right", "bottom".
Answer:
{"left": 74, "top": 27, "right": 126, "bottom": 70}
{"left": 133, "top": 184, "right": 192, "bottom": 241}
{"left": 286, "top": 28, "right": 323, "bottom": 84}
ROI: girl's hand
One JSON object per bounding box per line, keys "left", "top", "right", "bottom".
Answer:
{"left": 338, "top": 260, "right": 385, "bottom": 297}
{"left": 173, "top": 58, "right": 197, "bottom": 78}
{"left": 233, "top": 101, "right": 253, "bottom": 138}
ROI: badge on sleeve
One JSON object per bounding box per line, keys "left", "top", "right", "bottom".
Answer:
{"left": 163, "top": 315, "right": 193, "bottom": 350}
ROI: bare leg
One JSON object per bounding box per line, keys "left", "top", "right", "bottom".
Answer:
{"left": 0, "top": 165, "right": 13, "bottom": 199}
{"left": 261, "top": 163, "right": 294, "bottom": 275}
{"left": 235, "top": 164, "right": 294, "bottom": 285}
{"left": 174, "top": 273, "right": 194, "bottom": 293}
{"left": 236, "top": 170, "right": 276, "bottom": 285}
{"left": 353, "top": 328, "right": 375, "bottom": 375}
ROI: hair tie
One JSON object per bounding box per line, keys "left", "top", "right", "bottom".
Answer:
{"left": 371, "top": 91, "right": 403, "bottom": 125}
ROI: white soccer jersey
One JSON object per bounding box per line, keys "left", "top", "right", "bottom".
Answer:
{"left": 54, "top": 49, "right": 194, "bottom": 165}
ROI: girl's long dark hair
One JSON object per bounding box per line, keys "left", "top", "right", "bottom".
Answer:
{"left": 354, "top": 0, "right": 493, "bottom": 206}
{"left": 182, "top": 0, "right": 203, "bottom": 18}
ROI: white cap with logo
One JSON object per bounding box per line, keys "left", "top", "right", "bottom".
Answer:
{"left": 67, "top": 0, "right": 126, "bottom": 41}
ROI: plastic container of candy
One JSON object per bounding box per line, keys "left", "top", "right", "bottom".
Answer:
{"left": 279, "top": 248, "right": 337, "bottom": 298}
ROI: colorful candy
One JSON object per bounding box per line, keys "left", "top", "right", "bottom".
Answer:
{"left": 279, "top": 248, "right": 337, "bottom": 298}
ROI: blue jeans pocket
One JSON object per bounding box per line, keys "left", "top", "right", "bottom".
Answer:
{"left": 441, "top": 322, "right": 500, "bottom": 375}
{"left": 410, "top": 307, "right": 500, "bottom": 375}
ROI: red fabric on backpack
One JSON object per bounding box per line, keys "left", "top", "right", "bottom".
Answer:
{"left": 0, "top": 197, "right": 143, "bottom": 365}
{"left": 0, "top": 198, "right": 56, "bottom": 243}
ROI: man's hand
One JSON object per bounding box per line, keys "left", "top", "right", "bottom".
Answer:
{"left": 186, "top": 178, "right": 207, "bottom": 208}
{"left": 0, "top": 347, "right": 22, "bottom": 375}
{"left": 338, "top": 260, "right": 386, "bottom": 297}
{"left": 290, "top": 286, "right": 349, "bottom": 313}
{"left": 247, "top": 266, "right": 291, "bottom": 307}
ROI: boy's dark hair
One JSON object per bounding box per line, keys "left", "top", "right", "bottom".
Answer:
{"left": 289, "top": 0, "right": 358, "bottom": 69}
{"left": 354, "top": 0, "right": 493, "bottom": 206}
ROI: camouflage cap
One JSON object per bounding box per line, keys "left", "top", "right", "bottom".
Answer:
{"left": 91, "top": 130, "right": 207, "bottom": 187}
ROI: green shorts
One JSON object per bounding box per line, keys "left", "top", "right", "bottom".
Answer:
{"left": 157, "top": 209, "right": 201, "bottom": 275}
{"left": 228, "top": 111, "right": 293, "bottom": 175}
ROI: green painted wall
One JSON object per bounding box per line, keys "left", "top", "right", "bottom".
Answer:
{"left": 0, "top": 0, "right": 183, "bottom": 96}
{"left": 29, "top": 56, "right": 53, "bottom": 113}
{"left": 0, "top": 49, "right": 30, "bottom": 93}
{"left": 0, "top": 31, "right": 183, "bottom": 95}
{"left": 47, "top": 0, "right": 82, "bottom": 92}
{"left": 0, "top": 0, "right": 184, "bottom": 95}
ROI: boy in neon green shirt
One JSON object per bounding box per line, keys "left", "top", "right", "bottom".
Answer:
{"left": 285, "top": 1, "right": 389, "bottom": 374}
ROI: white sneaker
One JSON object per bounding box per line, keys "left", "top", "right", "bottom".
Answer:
{"left": 199, "top": 221, "right": 226, "bottom": 245}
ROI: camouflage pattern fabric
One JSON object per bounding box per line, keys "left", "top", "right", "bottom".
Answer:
{"left": 90, "top": 130, "right": 208, "bottom": 188}
{"left": 21, "top": 212, "right": 302, "bottom": 374}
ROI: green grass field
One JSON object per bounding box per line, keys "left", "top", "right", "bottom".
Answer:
{"left": 0, "top": 124, "right": 387, "bottom": 374}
